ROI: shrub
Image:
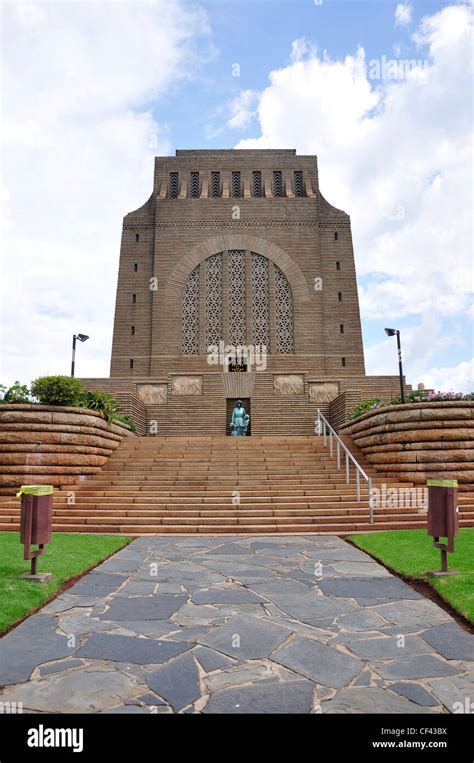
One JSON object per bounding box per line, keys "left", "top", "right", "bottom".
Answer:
{"left": 113, "top": 413, "right": 137, "bottom": 433}
{"left": 80, "top": 389, "right": 120, "bottom": 423}
{"left": 0, "top": 381, "right": 31, "bottom": 403}
{"left": 349, "top": 398, "right": 383, "bottom": 420}
{"left": 31, "top": 376, "right": 85, "bottom": 406}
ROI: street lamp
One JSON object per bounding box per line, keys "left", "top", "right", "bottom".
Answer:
{"left": 384, "top": 327, "right": 405, "bottom": 403}
{"left": 71, "top": 334, "right": 89, "bottom": 378}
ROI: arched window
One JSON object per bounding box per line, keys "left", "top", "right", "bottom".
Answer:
{"left": 181, "top": 251, "right": 294, "bottom": 354}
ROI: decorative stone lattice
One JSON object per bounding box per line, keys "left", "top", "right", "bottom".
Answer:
{"left": 190, "top": 172, "right": 200, "bottom": 199}
{"left": 228, "top": 250, "right": 246, "bottom": 345}
{"left": 275, "top": 265, "right": 294, "bottom": 353}
{"left": 251, "top": 253, "right": 270, "bottom": 349}
{"left": 181, "top": 266, "right": 200, "bottom": 354}
{"left": 205, "top": 253, "right": 223, "bottom": 349}
{"left": 181, "top": 251, "right": 296, "bottom": 354}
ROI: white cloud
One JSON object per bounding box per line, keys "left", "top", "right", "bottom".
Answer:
{"left": 227, "top": 90, "right": 258, "bottom": 129}
{"left": 395, "top": 3, "right": 413, "bottom": 27}
{"left": 0, "top": 0, "right": 210, "bottom": 385}
{"left": 418, "top": 358, "right": 474, "bottom": 393}
{"left": 235, "top": 4, "right": 473, "bottom": 374}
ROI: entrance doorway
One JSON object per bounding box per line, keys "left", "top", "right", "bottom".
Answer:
{"left": 226, "top": 398, "right": 251, "bottom": 436}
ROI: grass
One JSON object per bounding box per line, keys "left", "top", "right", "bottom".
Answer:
{"left": 0, "top": 532, "right": 132, "bottom": 635}
{"left": 348, "top": 528, "right": 474, "bottom": 624}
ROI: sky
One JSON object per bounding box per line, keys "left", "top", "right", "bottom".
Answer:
{"left": 0, "top": 0, "right": 473, "bottom": 391}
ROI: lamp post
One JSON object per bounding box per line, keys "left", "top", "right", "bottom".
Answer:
{"left": 71, "top": 334, "right": 89, "bottom": 378}
{"left": 384, "top": 328, "right": 405, "bottom": 403}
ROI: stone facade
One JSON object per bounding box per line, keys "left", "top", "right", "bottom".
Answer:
{"left": 82, "top": 149, "right": 406, "bottom": 435}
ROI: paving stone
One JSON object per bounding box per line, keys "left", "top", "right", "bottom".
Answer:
{"left": 249, "top": 580, "right": 316, "bottom": 598}
{"left": 0, "top": 615, "right": 77, "bottom": 685}
{"left": 302, "top": 547, "right": 373, "bottom": 562}
{"left": 330, "top": 562, "right": 392, "bottom": 577}
{"left": 101, "top": 705, "right": 150, "bottom": 713}
{"left": 99, "top": 594, "right": 187, "bottom": 621}
{"left": 111, "top": 621, "right": 181, "bottom": 638}
{"left": 420, "top": 623, "right": 474, "bottom": 661}
{"left": 173, "top": 603, "right": 221, "bottom": 627}
{"left": 336, "top": 610, "right": 389, "bottom": 631}
{"left": 272, "top": 636, "right": 363, "bottom": 688}
{"left": 197, "top": 615, "right": 291, "bottom": 660}
{"left": 191, "top": 589, "right": 264, "bottom": 605}
{"left": 205, "top": 662, "right": 277, "bottom": 692}
{"left": 355, "top": 598, "right": 401, "bottom": 607}
{"left": 318, "top": 577, "right": 420, "bottom": 601}
{"left": 371, "top": 600, "right": 452, "bottom": 627}
{"left": 380, "top": 625, "right": 426, "bottom": 636}
{"left": 270, "top": 595, "right": 358, "bottom": 623}
{"left": 95, "top": 558, "right": 148, "bottom": 574}
{"left": 136, "top": 693, "right": 167, "bottom": 706}
{"left": 388, "top": 682, "right": 439, "bottom": 707}
{"left": 330, "top": 630, "right": 393, "bottom": 645}
{"left": 147, "top": 651, "right": 200, "bottom": 711}
{"left": 66, "top": 580, "right": 123, "bottom": 596}
{"left": 206, "top": 545, "right": 255, "bottom": 555}
{"left": 114, "top": 581, "right": 157, "bottom": 596}
{"left": 38, "top": 658, "right": 85, "bottom": 677}
{"left": 166, "top": 625, "right": 212, "bottom": 642}
{"left": 192, "top": 646, "right": 236, "bottom": 673}
{"left": 204, "top": 679, "right": 314, "bottom": 714}
{"left": 86, "top": 572, "right": 129, "bottom": 587}
{"left": 321, "top": 687, "right": 436, "bottom": 714}
{"left": 77, "top": 632, "right": 192, "bottom": 664}
{"left": 0, "top": 668, "right": 138, "bottom": 713}
{"left": 376, "top": 655, "right": 461, "bottom": 680}
{"left": 156, "top": 582, "right": 183, "bottom": 594}
{"left": 57, "top": 614, "right": 117, "bottom": 636}
{"left": 40, "top": 594, "right": 105, "bottom": 614}
{"left": 347, "top": 636, "right": 433, "bottom": 660}
{"left": 253, "top": 547, "right": 305, "bottom": 559}
{"left": 353, "top": 670, "right": 372, "bottom": 686}
{"left": 427, "top": 675, "right": 474, "bottom": 712}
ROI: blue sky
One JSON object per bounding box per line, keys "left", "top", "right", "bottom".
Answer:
{"left": 1, "top": 0, "right": 472, "bottom": 391}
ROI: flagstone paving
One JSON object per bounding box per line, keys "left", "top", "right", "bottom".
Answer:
{"left": 0, "top": 536, "right": 473, "bottom": 714}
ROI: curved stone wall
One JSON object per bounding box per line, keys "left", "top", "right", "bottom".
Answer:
{"left": 340, "top": 401, "right": 474, "bottom": 486}
{"left": 0, "top": 404, "right": 133, "bottom": 494}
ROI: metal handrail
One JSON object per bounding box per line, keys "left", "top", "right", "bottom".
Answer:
{"left": 315, "top": 409, "right": 374, "bottom": 523}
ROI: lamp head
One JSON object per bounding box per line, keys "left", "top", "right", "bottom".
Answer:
{"left": 77, "top": 334, "right": 89, "bottom": 343}
{"left": 384, "top": 328, "right": 397, "bottom": 337}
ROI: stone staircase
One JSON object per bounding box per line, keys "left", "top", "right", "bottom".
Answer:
{"left": 1, "top": 436, "right": 473, "bottom": 535}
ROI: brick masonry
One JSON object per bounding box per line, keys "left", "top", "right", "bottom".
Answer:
{"left": 81, "top": 149, "right": 407, "bottom": 435}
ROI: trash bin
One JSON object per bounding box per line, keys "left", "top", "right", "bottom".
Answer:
{"left": 426, "top": 479, "right": 459, "bottom": 574}
{"left": 17, "top": 485, "right": 53, "bottom": 577}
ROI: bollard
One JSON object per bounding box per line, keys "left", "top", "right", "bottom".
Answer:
{"left": 426, "top": 479, "right": 459, "bottom": 576}
{"left": 17, "top": 485, "right": 53, "bottom": 583}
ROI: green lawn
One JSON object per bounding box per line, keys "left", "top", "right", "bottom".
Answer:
{"left": 348, "top": 528, "right": 474, "bottom": 624}
{"left": 0, "top": 532, "right": 132, "bottom": 635}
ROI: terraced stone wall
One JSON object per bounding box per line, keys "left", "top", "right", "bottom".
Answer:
{"left": 340, "top": 402, "right": 474, "bottom": 487}
{"left": 0, "top": 404, "right": 134, "bottom": 495}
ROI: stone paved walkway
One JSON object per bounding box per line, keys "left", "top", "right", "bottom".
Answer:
{"left": 1, "top": 536, "right": 473, "bottom": 714}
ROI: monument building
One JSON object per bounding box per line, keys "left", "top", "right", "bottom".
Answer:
{"left": 82, "top": 149, "right": 405, "bottom": 435}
